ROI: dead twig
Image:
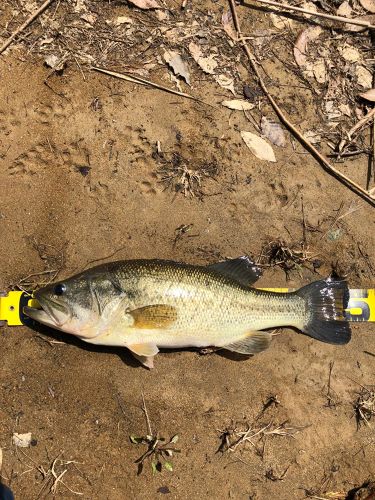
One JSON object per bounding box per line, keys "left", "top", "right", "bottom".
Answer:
{"left": 218, "top": 421, "right": 307, "bottom": 454}
{"left": 244, "top": 0, "right": 375, "bottom": 30}
{"left": 338, "top": 108, "right": 375, "bottom": 154}
{"left": 141, "top": 391, "right": 152, "bottom": 436}
{"left": 229, "top": 0, "right": 375, "bottom": 206}
{"left": 0, "top": 0, "right": 56, "bottom": 56}
{"left": 92, "top": 67, "right": 205, "bottom": 105}
{"left": 354, "top": 387, "right": 375, "bottom": 427}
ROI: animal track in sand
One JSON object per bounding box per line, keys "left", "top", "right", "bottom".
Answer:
{"left": 60, "top": 142, "right": 90, "bottom": 172}
{"left": 0, "top": 109, "right": 21, "bottom": 136}
{"left": 30, "top": 102, "right": 67, "bottom": 125}
{"left": 9, "top": 142, "right": 57, "bottom": 176}
{"left": 140, "top": 180, "right": 157, "bottom": 196}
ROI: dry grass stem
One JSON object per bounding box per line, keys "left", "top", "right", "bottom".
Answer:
{"left": 92, "top": 67, "right": 203, "bottom": 103}
{"left": 354, "top": 387, "right": 375, "bottom": 427}
{"left": 218, "top": 421, "right": 306, "bottom": 454}
{"left": 157, "top": 153, "right": 219, "bottom": 198}
{"left": 257, "top": 239, "right": 315, "bottom": 276}
{"left": 338, "top": 108, "right": 375, "bottom": 154}
{"left": 244, "top": 0, "right": 375, "bottom": 30}
{"left": 16, "top": 449, "right": 82, "bottom": 497}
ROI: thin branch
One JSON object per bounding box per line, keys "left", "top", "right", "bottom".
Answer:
{"left": 229, "top": 0, "right": 375, "bottom": 206}
{"left": 339, "top": 108, "right": 375, "bottom": 151}
{"left": 141, "top": 392, "right": 152, "bottom": 436}
{"left": 92, "top": 66, "right": 206, "bottom": 104}
{"left": 243, "top": 0, "right": 375, "bottom": 30}
{"left": 0, "top": 0, "right": 56, "bottom": 55}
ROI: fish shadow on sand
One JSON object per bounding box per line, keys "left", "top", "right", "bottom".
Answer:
{"left": 27, "top": 320, "right": 141, "bottom": 368}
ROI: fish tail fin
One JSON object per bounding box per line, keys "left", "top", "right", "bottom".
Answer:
{"left": 295, "top": 277, "right": 351, "bottom": 345}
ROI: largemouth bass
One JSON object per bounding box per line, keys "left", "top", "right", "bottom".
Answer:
{"left": 24, "top": 257, "right": 351, "bottom": 368}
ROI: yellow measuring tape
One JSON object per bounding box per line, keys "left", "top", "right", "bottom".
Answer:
{"left": 1, "top": 289, "right": 374, "bottom": 326}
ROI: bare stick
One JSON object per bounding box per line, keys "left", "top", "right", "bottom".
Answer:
{"left": 344, "top": 108, "right": 375, "bottom": 143}
{"left": 141, "top": 392, "right": 152, "bottom": 436}
{"left": 243, "top": 0, "right": 375, "bottom": 30}
{"left": 92, "top": 66, "right": 205, "bottom": 104}
{"left": 0, "top": 0, "right": 56, "bottom": 55}
{"left": 229, "top": 0, "right": 375, "bottom": 206}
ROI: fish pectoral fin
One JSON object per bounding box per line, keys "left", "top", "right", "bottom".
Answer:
{"left": 223, "top": 331, "right": 272, "bottom": 355}
{"left": 127, "top": 343, "right": 159, "bottom": 369}
{"left": 207, "top": 256, "right": 262, "bottom": 286}
{"left": 129, "top": 304, "right": 177, "bottom": 329}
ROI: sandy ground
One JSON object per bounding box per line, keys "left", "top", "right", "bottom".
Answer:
{"left": 0, "top": 0, "right": 375, "bottom": 498}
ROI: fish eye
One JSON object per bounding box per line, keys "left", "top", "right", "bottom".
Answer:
{"left": 54, "top": 283, "right": 66, "bottom": 296}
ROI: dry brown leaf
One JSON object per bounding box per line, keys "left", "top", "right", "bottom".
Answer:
{"left": 222, "top": 99, "right": 254, "bottom": 111}
{"left": 215, "top": 74, "right": 236, "bottom": 95}
{"left": 338, "top": 44, "right": 361, "bottom": 62}
{"left": 325, "top": 101, "right": 342, "bottom": 120}
{"left": 127, "top": 0, "right": 161, "bottom": 9}
{"left": 303, "top": 130, "right": 321, "bottom": 144}
{"left": 241, "top": 131, "right": 276, "bottom": 162}
{"left": 360, "top": 88, "right": 375, "bottom": 101}
{"left": 222, "top": 10, "right": 237, "bottom": 41}
{"left": 339, "top": 103, "right": 351, "bottom": 117}
{"left": 312, "top": 59, "right": 327, "bottom": 83}
{"left": 164, "top": 50, "right": 190, "bottom": 85}
{"left": 80, "top": 12, "right": 97, "bottom": 25}
{"left": 294, "top": 27, "right": 323, "bottom": 67}
{"left": 270, "top": 13, "right": 295, "bottom": 30}
{"left": 156, "top": 9, "right": 168, "bottom": 21}
{"left": 189, "top": 42, "right": 217, "bottom": 74}
{"left": 13, "top": 432, "right": 32, "bottom": 448}
{"left": 337, "top": 0, "right": 352, "bottom": 17}
{"left": 261, "top": 116, "right": 286, "bottom": 147}
{"left": 74, "top": 0, "right": 87, "bottom": 12}
{"left": 114, "top": 16, "right": 133, "bottom": 25}
{"left": 359, "top": 0, "right": 375, "bottom": 13}
{"left": 301, "top": 1, "right": 318, "bottom": 18}
{"left": 356, "top": 65, "right": 373, "bottom": 88}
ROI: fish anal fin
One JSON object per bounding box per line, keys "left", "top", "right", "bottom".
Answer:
{"left": 129, "top": 304, "right": 177, "bottom": 329}
{"left": 208, "top": 256, "right": 262, "bottom": 286}
{"left": 127, "top": 343, "right": 159, "bottom": 369}
{"left": 223, "top": 331, "right": 272, "bottom": 355}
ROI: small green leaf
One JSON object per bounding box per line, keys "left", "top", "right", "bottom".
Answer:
{"left": 164, "top": 461, "right": 173, "bottom": 472}
{"left": 151, "top": 461, "right": 158, "bottom": 475}
{"left": 130, "top": 435, "right": 142, "bottom": 444}
{"left": 170, "top": 434, "right": 179, "bottom": 444}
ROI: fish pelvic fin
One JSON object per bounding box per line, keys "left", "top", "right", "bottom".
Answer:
{"left": 223, "top": 331, "right": 272, "bottom": 355}
{"left": 127, "top": 343, "right": 159, "bottom": 369}
{"left": 295, "top": 277, "right": 351, "bottom": 345}
{"left": 129, "top": 304, "right": 177, "bottom": 329}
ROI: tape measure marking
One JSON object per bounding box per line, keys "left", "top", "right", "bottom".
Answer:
{"left": 1, "top": 289, "right": 375, "bottom": 326}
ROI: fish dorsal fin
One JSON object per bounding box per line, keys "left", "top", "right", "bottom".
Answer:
{"left": 129, "top": 304, "right": 177, "bottom": 329}
{"left": 224, "top": 331, "right": 272, "bottom": 355}
{"left": 207, "top": 256, "right": 262, "bottom": 286}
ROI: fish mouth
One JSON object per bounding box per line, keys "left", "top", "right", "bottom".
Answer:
{"left": 23, "top": 296, "right": 71, "bottom": 328}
